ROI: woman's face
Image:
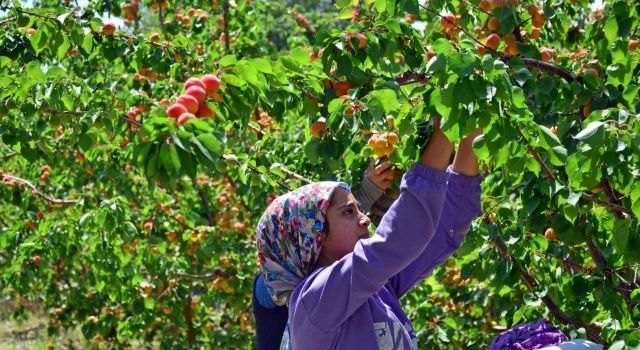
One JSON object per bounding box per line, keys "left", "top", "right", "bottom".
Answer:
{"left": 320, "top": 188, "right": 372, "bottom": 264}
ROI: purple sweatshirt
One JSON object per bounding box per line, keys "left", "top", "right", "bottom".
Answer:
{"left": 285, "top": 163, "right": 482, "bottom": 349}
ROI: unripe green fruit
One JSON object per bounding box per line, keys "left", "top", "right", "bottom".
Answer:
{"left": 0, "top": 102, "right": 8, "bottom": 117}
{"left": 17, "top": 15, "right": 30, "bottom": 28}
{"left": 215, "top": 159, "right": 228, "bottom": 172}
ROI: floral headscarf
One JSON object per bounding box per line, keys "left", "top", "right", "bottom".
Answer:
{"left": 256, "top": 181, "right": 350, "bottom": 306}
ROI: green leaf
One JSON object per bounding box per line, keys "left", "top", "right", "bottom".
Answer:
{"left": 219, "top": 55, "right": 237, "bottom": 67}
{"left": 195, "top": 134, "right": 223, "bottom": 159}
{"left": 25, "top": 61, "right": 46, "bottom": 84}
{"left": 574, "top": 121, "right": 605, "bottom": 145}
{"left": 29, "top": 28, "right": 48, "bottom": 55}
{"left": 604, "top": 17, "right": 618, "bottom": 43}
{"left": 448, "top": 53, "right": 476, "bottom": 78}
{"left": 368, "top": 89, "right": 399, "bottom": 115}
{"left": 425, "top": 54, "right": 446, "bottom": 73}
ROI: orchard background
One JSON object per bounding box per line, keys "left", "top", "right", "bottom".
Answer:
{"left": 1, "top": 0, "right": 639, "bottom": 348}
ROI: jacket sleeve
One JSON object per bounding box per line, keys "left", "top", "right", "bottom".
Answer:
{"left": 292, "top": 163, "right": 448, "bottom": 332}
{"left": 385, "top": 166, "right": 482, "bottom": 297}
{"left": 353, "top": 174, "right": 384, "bottom": 213}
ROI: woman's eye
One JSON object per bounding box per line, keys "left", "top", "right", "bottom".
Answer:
{"left": 344, "top": 208, "right": 353, "bottom": 215}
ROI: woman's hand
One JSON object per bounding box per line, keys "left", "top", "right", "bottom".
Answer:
{"left": 364, "top": 160, "right": 394, "bottom": 191}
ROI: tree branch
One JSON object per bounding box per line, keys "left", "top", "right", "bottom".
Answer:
{"left": 172, "top": 270, "right": 226, "bottom": 281}
{"left": 518, "top": 58, "right": 578, "bottom": 83}
{"left": 223, "top": 0, "right": 230, "bottom": 53}
{"left": 493, "top": 236, "right": 604, "bottom": 344}
{"left": 395, "top": 71, "right": 429, "bottom": 85}
{"left": 1, "top": 173, "right": 80, "bottom": 206}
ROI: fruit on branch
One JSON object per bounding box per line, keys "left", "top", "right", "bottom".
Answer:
{"left": 149, "top": 32, "right": 160, "bottom": 42}
{"left": 310, "top": 118, "right": 327, "bottom": 138}
{"left": 629, "top": 39, "right": 639, "bottom": 51}
{"left": 333, "top": 80, "right": 352, "bottom": 97}
{"left": 368, "top": 132, "right": 398, "bottom": 158}
{"left": 539, "top": 47, "right": 557, "bottom": 62}
{"left": 550, "top": 126, "right": 558, "bottom": 135}
{"left": 102, "top": 23, "right": 116, "bottom": 36}
{"left": 386, "top": 115, "right": 395, "bottom": 127}
{"left": 488, "top": 212, "right": 497, "bottom": 224}
{"left": 479, "top": 0, "right": 491, "bottom": 12}
{"left": 485, "top": 34, "right": 501, "bottom": 51}
{"left": 186, "top": 86, "right": 207, "bottom": 105}
{"left": 167, "top": 104, "right": 188, "bottom": 119}
{"left": 184, "top": 78, "right": 206, "bottom": 91}
{"left": 143, "top": 219, "right": 153, "bottom": 232}
{"left": 177, "top": 113, "right": 196, "bottom": 126}
{"left": 201, "top": 75, "right": 221, "bottom": 97}
{"left": 346, "top": 32, "right": 367, "bottom": 50}
{"left": 544, "top": 227, "right": 556, "bottom": 241}
{"left": 196, "top": 104, "right": 215, "bottom": 118}
{"left": 404, "top": 13, "right": 417, "bottom": 23}
{"left": 176, "top": 95, "right": 199, "bottom": 114}
{"left": 529, "top": 27, "right": 541, "bottom": 39}
{"left": 476, "top": 43, "right": 486, "bottom": 55}
{"left": 487, "top": 17, "right": 500, "bottom": 31}
{"left": 440, "top": 13, "right": 457, "bottom": 29}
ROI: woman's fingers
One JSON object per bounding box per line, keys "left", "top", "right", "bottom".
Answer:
{"left": 374, "top": 161, "right": 392, "bottom": 175}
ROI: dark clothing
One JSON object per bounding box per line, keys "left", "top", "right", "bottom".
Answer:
{"left": 253, "top": 273, "right": 288, "bottom": 350}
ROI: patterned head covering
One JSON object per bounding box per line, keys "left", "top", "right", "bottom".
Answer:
{"left": 256, "top": 181, "right": 350, "bottom": 306}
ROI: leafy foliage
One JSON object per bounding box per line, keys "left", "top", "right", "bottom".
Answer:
{"left": 1, "top": 0, "right": 639, "bottom": 348}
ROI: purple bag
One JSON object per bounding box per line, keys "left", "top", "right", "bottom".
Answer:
{"left": 489, "top": 319, "right": 569, "bottom": 350}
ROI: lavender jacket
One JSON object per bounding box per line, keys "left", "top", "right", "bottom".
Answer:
{"left": 284, "top": 163, "right": 482, "bottom": 349}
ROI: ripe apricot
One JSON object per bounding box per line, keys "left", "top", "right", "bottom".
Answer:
{"left": 544, "top": 227, "right": 556, "bottom": 240}
{"left": 485, "top": 34, "right": 501, "bottom": 51}
{"left": 487, "top": 17, "right": 500, "bottom": 31}
{"left": 310, "top": 119, "right": 327, "bottom": 138}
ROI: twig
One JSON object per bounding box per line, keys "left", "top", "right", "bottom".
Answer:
{"left": 302, "top": 91, "right": 321, "bottom": 103}
{"left": 223, "top": 0, "right": 230, "bottom": 53}
{"left": 172, "top": 270, "right": 226, "bottom": 281}
{"left": 518, "top": 58, "right": 578, "bottom": 83}
{"left": 580, "top": 193, "right": 634, "bottom": 218}
{"left": 0, "top": 16, "right": 17, "bottom": 27}
{"left": 198, "top": 191, "right": 215, "bottom": 226}
{"left": 120, "top": 116, "right": 142, "bottom": 127}
{"left": 586, "top": 236, "right": 634, "bottom": 310}
{"left": 515, "top": 127, "right": 556, "bottom": 180}
{"left": 611, "top": 264, "right": 640, "bottom": 272}
{"left": 183, "top": 288, "right": 196, "bottom": 346}
{"left": 1, "top": 173, "right": 80, "bottom": 205}
{"left": 395, "top": 71, "right": 429, "bottom": 85}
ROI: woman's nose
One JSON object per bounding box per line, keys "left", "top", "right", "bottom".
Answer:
{"left": 359, "top": 215, "right": 371, "bottom": 228}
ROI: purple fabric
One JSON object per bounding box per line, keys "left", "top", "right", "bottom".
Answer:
{"left": 286, "top": 164, "right": 483, "bottom": 349}
{"left": 489, "top": 319, "right": 569, "bottom": 350}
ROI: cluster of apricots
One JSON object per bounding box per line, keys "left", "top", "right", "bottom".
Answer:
{"left": 133, "top": 67, "right": 167, "bottom": 82}
{"left": 165, "top": 75, "right": 221, "bottom": 126}
{"left": 368, "top": 131, "right": 399, "bottom": 158}
{"left": 122, "top": 0, "right": 140, "bottom": 26}
{"left": 440, "top": 13, "right": 462, "bottom": 39}
{"left": 292, "top": 11, "right": 310, "bottom": 29}
{"left": 149, "top": 1, "right": 168, "bottom": 11}
{"left": 175, "top": 7, "right": 210, "bottom": 27}
{"left": 470, "top": 1, "right": 548, "bottom": 57}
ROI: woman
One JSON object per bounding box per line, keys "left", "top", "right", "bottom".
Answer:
{"left": 257, "top": 121, "right": 482, "bottom": 349}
